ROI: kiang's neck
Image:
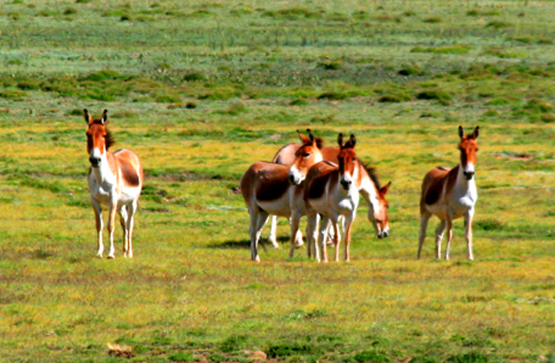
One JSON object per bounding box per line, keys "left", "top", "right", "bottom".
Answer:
{"left": 91, "top": 152, "right": 115, "bottom": 183}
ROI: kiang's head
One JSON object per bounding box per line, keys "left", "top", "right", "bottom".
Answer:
{"left": 368, "top": 178, "right": 391, "bottom": 239}
{"left": 288, "top": 129, "right": 323, "bottom": 185}
{"left": 84, "top": 109, "right": 114, "bottom": 168}
{"left": 336, "top": 133, "right": 357, "bottom": 191}
{"left": 458, "top": 125, "right": 480, "bottom": 180}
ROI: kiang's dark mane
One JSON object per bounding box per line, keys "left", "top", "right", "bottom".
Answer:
{"left": 314, "top": 137, "right": 324, "bottom": 150}
{"left": 105, "top": 129, "right": 116, "bottom": 150}
{"left": 361, "top": 162, "right": 381, "bottom": 189}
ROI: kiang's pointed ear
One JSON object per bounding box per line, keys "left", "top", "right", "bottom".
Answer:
{"left": 346, "top": 134, "right": 356, "bottom": 149}
{"left": 472, "top": 126, "right": 480, "bottom": 139}
{"left": 101, "top": 109, "right": 109, "bottom": 125}
{"left": 337, "top": 133, "right": 344, "bottom": 148}
{"left": 380, "top": 181, "right": 392, "bottom": 196}
{"left": 307, "top": 128, "right": 317, "bottom": 144}
{"left": 84, "top": 109, "right": 93, "bottom": 124}
{"left": 458, "top": 125, "right": 465, "bottom": 139}
{"left": 297, "top": 129, "right": 309, "bottom": 144}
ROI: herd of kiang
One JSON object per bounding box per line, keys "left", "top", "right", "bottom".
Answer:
{"left": 83, "top": 109, "right": 480, "bottom": 263}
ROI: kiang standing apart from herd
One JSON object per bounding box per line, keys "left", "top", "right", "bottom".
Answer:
{"left": 418, "top": 126, "right": 480, "bottom": 261}
{"left": 84, "top": 109, "right": 144, "bottom": 259}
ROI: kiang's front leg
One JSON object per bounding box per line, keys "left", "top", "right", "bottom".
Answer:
{"left": 91, "top": 198, "right": 104, "bottom": 258}
{"left": 465, "top": 208, "right": 474, "bottom": 261}
{"left": 289, "top": 211, "right": 302, "bottom": 258}
{"left": 343, "top": 213, "right": 355, "bottom": 262}
{"left": 305, "top": 211, "right": 320, "bottom": 262}
{"left": 317, "top": 215, "right": 330, "bottom": 263}
{"left": 107, "top": 198, "right": 118, "bottom": 259}
{"left": 443, "top": 209, "right": 454, "bottom": 260}
{"left": 330, "top": 215, "right": 341, "bottom": 262}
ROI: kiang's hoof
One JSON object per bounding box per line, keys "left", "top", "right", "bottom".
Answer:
{"left": 96, "top": 254, "right": 103, "bottom": 259}
{"left": 107, "top": 255, "right": 116, "bottom": 259}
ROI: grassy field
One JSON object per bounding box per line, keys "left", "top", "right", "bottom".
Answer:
{"left": 1, "top": 0, "right": 555, "bottom": 362}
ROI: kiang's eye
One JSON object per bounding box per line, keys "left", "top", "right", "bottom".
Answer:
{"left": 303, "top": 153, "right": 310, "bottom": 157}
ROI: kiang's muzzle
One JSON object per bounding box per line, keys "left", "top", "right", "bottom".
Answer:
{"left": 340, "top": 173, "right": 353, "bottom": 190}
{"left": 377, "top": 229, "right": 389, "bottom": 239}
{"left": 287, "top": 167, "right": 304, "bottom": 185}
{"left": 89, "top": 156, "right": 101, "bottom": 167}
{"left": 463, "top": 171, "right": 475, "bottom": 180}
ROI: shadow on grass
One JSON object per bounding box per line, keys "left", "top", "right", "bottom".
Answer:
{"left": 208, "top": 236, "right": 289, "bottom": 249}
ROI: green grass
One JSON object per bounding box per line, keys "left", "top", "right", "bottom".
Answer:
{"left": 1, "top": 0, "right": 555, "bottom": 362}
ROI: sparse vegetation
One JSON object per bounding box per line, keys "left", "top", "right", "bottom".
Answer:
{"left": 1, "top": 0, "right": 555, "bottom": 362}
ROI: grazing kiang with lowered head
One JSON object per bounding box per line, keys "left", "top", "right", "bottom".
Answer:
{"left": 418, "top": 126, "right": 480, "bottom": 260}
{"left": 85, "top": 109, "right": 144, "bottom": 259}
{"left": 240, "top": 130, "right": 323, "bottom": 262}
{"left": 268, "top": 139, "right": 391, "bottom": 247}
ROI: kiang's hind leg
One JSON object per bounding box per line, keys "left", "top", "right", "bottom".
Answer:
{"left": 306, "top": 212, "right": 320, "bottom": 262}
{"left": 249, "top": 206, "right": 269, "bottom": 262}
{"left": 318, "top": 216, "right": 330, "bottom": 262}
{"left": 106, "top": 199, "right": 119, "bottom": 259}
{"left": 435, "top": 219, "right": 446, "bottom": 260}
{"left": 125, "top": 200, "right": 139, "bottom": 258}
{"left": 268, "top": 215, "right": 280, "bottom": 249}
{"left": 289, "top": 211, "right": 302, "bottom": 258}
{"left": 119, "top": 205, "right": 129, "bottom": 257}
{"left": 417, "top": 211, "right": 431, "bottom": 259}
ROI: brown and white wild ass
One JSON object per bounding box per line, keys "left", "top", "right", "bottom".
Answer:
{"left": 417, "top": 126, "right": 480, "bottom": 260}
{"left": 85, "top": 109, "right": 144, "bottom": 259}
{"left": 270, "top": 141, "right": 391, "bottom": 245}
{"left": 304, "top": 134, "right": 390, "bottom": 262}
{"left": 240, "top": 130, "right": 323, "bottom": 261}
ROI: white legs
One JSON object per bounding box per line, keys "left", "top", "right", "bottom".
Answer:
{"left": 444, "top": 212, "right": 453, "bottom": 260}
{"left": 343, "top": 215, "right": 354, "bottom": 262}
{"left": 268, "top": 215, "right": 279, "bottom": 248}
{"left": 417, "top": 212, "right": 430, "bottom": 259}
{"left": 465, "top": 209, "right": 474, "bottom": 261}
{"left": 92, "top": 198, "right": 104, "bottom": 258}
{"left": 107, "top": 199, "right": 117, "bottom": 259}
{"left": 305, "top": 213, "right": 355, "bottom": 263}
{"left": 268, "top": 215, "right": 303, "bottom": 249}
{"left": 289, "top": 212, "right": 302, "bottom": 258}
{"left": 436, "top": 219, "right": 446, "bottom": 259}
{"left": 91, "top": 199, "right": 138, "bottom": 259}
{"left": 249, "top": 207, "right": 269, "bottom": 262}
{"left": 119, "top": 201, "right": 138, "bottom": 258}
{"left": 418, "top": 209, "right": 474, "bottom": 261}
